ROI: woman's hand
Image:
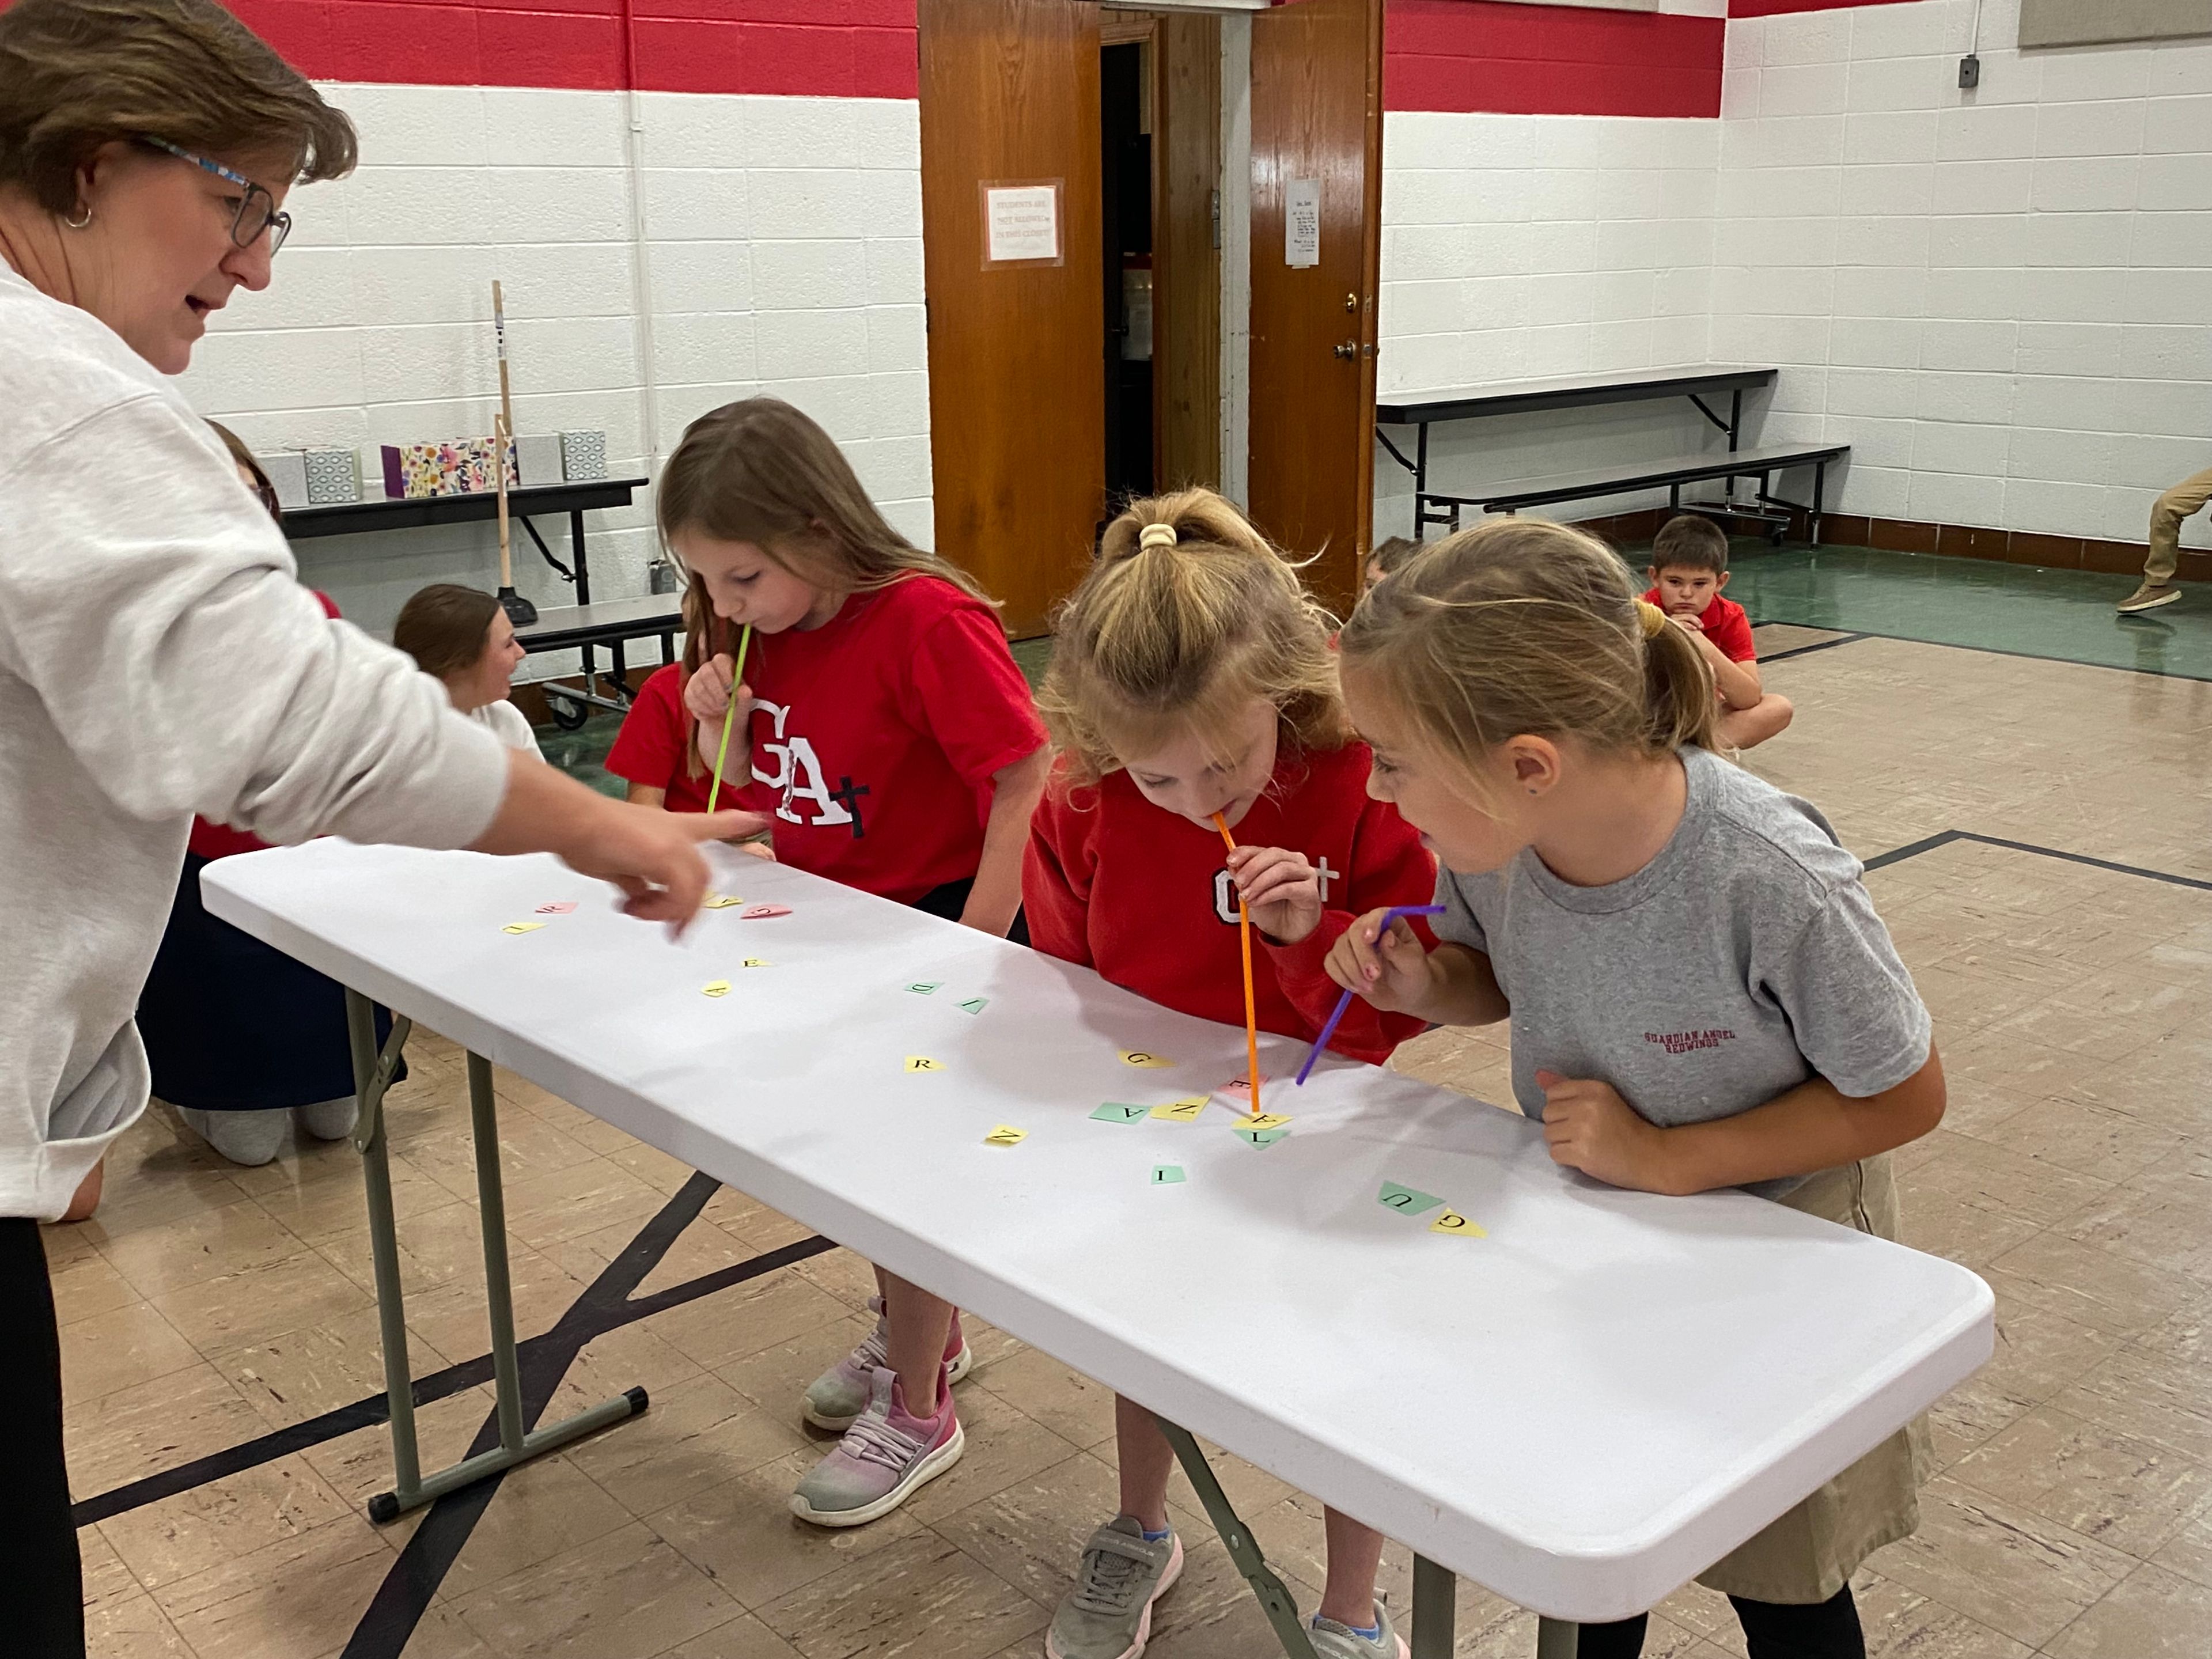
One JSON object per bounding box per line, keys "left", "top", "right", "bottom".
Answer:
{"left": 472, "top": 751, "right": 769, "bottom": 930}
{"left": 1324, "top": 906, "right": 1436, "bottom": 1013}
{"left": 1227, "top": 844, "right": 1323, "bottom": 944}
{"left": 1535, "top": 1070, "right": 1671, "bottom": 1191}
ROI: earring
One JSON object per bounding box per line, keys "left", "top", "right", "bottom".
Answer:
{"left": 61, "top": 203, "right": 93, "bottom": 230}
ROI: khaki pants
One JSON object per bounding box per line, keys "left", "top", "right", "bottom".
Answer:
{"left": 1695, "top": 1153, "right": 1931, "bottom": 1604}
{"left": 2145, "top": 464, "right": 2212, "bottom": 585}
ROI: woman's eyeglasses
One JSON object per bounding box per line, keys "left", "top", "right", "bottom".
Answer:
{"left": 137, "top": 137, "right": 293, "bottom": 256}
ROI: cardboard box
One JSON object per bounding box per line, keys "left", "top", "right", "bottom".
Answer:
{"left": 515, "top": 432, "right": 563, "bottom": 488}
{"left": 559, "top": 430, "right": 608, "bottom": 482}
{"left": 259, "top": 450, "right": 309, "bottom": 512}
{"left": 303, "top": 447, "right": 360, "bottom": 505}
{"left": 380, "top": 438, "right": 518, "bottom": 501}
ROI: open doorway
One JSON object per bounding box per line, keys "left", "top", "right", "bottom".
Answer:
{"left": 1101, "top": 14, "right": 1220, "bottom": 516}
{"left": 1100, "top": 35, "right": 1153, "bottom": 506}
{"left": 918, "top": 0, "right": 1372, "bottom": 637}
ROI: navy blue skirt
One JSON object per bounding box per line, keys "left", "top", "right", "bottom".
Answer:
{"left": 136, "top": 853, "right": 400, "bottom": 1111}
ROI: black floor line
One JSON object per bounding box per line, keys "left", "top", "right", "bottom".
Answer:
{"left": 1862, "top": 827, "right": 2210, "bottom": 891}
{"left": 1754, "top": 630, "right": 1869, "bottom": 664}
{"left": 1749, "top": 619, "right": 2212, "bottom": 683}
{"left": 343, "top": 1171, "right": 730, "bottom": 1658}
{"left": 74, "top": 1194, "right": 835, "bottom": 1531}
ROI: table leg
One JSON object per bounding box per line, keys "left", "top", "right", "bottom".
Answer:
{"left": 346, "top": 991, "right": 420, "bottom": 1502}
{"left": 1151, "top": 1415, "right": 1320, "bottom": 1659}
{"left": 346, "top": 992, "right": 649, "bottom": 1522}
{"left": 1410, "top": 1555, "right": 1456, "bottom": 1659}
{"left": 571, "top": 505, "right": 595, "bottom": 702}
{"left": 1536, "top": 1616, "right": 1581, "bottom": 1657}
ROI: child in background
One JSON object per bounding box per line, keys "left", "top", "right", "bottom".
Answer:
{"left": 1643, "top": 513, "right": 1792, "bottom": 750}
{"left": 604, "top": 589, "right": 713, "bottom": 812}
{"left": 393, "top": 584, "right": 542, "bottom": 756}
{"left": 1027, "top": 489, "right": 1435, "bottom": 1659}
{"left": 671, "top": 397, "right": 1052, "bottom": 1527}
{"left": 1328, "top": 518, "right": 1944, "bottom": 1659}
{"left": 137, "top": 422, "right": 386, "bottom": 1176}
{"left": 1363, "top": 534, "right": 1419, "bottom": 593}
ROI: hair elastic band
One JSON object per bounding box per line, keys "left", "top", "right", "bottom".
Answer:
{"left": 1138, "top": 523, "right": 1178, "bottom": 551}
{"left": 1635, "top": 600, "right": 1669, "bottom": 640}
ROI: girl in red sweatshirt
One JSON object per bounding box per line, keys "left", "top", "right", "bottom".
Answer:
{"left": 668, "top": 398, "right": 1051, "bottom": 1530}
{"left": 1025, "top": 488, "right": 1434, "bottom": 1659}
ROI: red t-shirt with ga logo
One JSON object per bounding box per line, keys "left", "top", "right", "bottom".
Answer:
{"left": 729, "top": 575, "right": 1047, "bottom": 903}
{"left": 1644, "top": 586, "right": 1756, "bottom": 664}
{"left": 1023, "top": 742, "right": 1437, "bottom": 1064}
{"left": 605, "top": 664, "right": 714, "bottom": 813}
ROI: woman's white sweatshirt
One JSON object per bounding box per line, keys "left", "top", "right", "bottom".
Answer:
{"left": 0, "top": 263, "right": 509, "bottom": 1219}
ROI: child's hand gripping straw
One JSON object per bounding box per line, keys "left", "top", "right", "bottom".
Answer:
{"left": 1294, "top": 903, "right": 1446, "bottom": 1085}
{"left": 1211, "top": 813, "right": 1263, "bottom": 1116}
{"left": 705, "top": 624, "right": 755, "bottom": 815}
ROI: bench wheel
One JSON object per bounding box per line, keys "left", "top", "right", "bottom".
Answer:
{"left": 1769, "top": 525, "right": 1787, "bottom": 548}
{"left": 548, "top": 696, "right": 589, "bottom": 732}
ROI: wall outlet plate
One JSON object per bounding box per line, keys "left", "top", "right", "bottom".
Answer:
{"left": 1958, "top": 54, "right": 1981, "bottom": 89}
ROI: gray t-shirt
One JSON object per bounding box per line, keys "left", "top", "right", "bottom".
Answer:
{"left": 1434, "top": 745, "right": 1929, "bottom": 1199}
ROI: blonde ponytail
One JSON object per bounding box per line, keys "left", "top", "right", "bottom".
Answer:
{"left": 1038, "top": 488, "right": 1351, "bottom": 786}
{"left": 1338, "top": 518, "right": 1717, "bottom": 799}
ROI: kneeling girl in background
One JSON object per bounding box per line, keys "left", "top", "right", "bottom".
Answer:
{"left": 1327, "top": 518, "right": 1944, "bottom": 1659}
{"left": 1025, "top": 488, "right": 1437, "bottom": 1659}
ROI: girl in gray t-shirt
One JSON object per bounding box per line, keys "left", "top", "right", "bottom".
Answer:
{"left": 1327, "top": 518, "right": 1942, "bottom": 1659}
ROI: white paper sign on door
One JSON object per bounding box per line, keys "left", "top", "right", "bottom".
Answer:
{"left": 1286, "top": 178, "right": 1321, "bottom": 269}
{"left": 985, "top": 183, "right": 1062, "bottom": 264}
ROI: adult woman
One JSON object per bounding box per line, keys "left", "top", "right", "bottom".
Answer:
{"left": 0, "top": 3, "right": 754, "bottom": 1649}
{"left": 395, "top": 582, "right": 543, "bottom": 754}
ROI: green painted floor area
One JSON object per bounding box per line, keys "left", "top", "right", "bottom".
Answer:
{"left": 1711, "top": 543, "right": 2212, "bottom": 683}
{"left": 537, "top": 707, "right": 629, "bottom": 799}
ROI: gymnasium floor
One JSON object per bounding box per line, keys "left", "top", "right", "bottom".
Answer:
{"left": 59, "top": 546, "right": 2212, "bottom": 1658}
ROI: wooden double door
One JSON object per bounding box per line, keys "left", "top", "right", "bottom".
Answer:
{"left": 919, "top": 0, "right": 1383, "bottom": 634}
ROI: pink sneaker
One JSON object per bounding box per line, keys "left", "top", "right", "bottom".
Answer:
{"left": 789, "top": 1365, "right": 964, "bottom": 1527}
{"left": 802, "top": 1295, "right": 971, "bottom": 1430}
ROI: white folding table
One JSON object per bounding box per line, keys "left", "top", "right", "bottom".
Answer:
{"left": 203, "top": 842, "right": 1993, "bottom": 1658}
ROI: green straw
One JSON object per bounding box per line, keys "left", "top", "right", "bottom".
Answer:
{"left": 705, "top": 623, "right": 753, "bottom": 814}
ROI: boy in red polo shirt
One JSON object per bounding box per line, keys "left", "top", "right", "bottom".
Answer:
{"left": 1644, "top": 514, "right": 1793, "bottom": 751}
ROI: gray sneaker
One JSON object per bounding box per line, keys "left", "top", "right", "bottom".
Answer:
{"left": 2118, "top": 582, "right": 2182, "bottom": 613}
{"left": 177, "top": 1105, "right": 287, "bottom": 1168}
{"left": 1046, "top": 1516, "right": 1184, "bottom": 1659}
{"left": 803, "top": 1294, "right": 972, "bottom": 1431}
{"left": 293, "top": 1096, "right": 359, "bottom": 1141}
{"left": 1307, "top": 1600, "right": 1408, "bottom": 1659}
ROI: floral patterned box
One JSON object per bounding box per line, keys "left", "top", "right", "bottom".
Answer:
{"left": 378, "top": 438, "right": 518, "bottom": 501}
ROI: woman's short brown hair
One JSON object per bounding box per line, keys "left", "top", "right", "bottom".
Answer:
{"left": 0, "top": 0, "right": 357, "bottom": 216}
{"left": 394, "top": 584, "right": 500, "bottom": 683}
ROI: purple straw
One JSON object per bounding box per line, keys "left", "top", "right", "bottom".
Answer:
{"left": 1295, "top": 904, "right": 1446, "bottom": 1085}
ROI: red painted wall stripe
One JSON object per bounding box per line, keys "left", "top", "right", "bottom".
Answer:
{"left": 1729, "top": 0, "right": 1919, "bottom": 17}
{"left": 1385, "top": 1, "right": 1723, "bottom": 119}
{"left": 219, "top": 0, "right": 917, "bottom": 97}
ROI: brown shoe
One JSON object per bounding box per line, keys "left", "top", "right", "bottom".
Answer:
{"left": 2117, "top": 582, "right": 2182, "bottom": 613}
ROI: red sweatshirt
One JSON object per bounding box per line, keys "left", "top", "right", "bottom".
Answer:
{"left": 1024, "top": 741, "right": 1436, "bottom": 1063}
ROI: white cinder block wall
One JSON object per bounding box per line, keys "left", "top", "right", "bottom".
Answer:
{"left": 1375, "top": 112, "right": 1722, "bottom": 540}
{"left": 190, "top": 0, "right": 2212, "bottom": 643}
{"left": 181, "top": 84, "right": 929, "bottom": 673}
{"left": 1718, "top": 0, "right": 2212, "bottom": 550}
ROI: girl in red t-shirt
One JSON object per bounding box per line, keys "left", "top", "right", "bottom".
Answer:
{"left": 666, "top": 397, "right": 1050, "bottom": 1530}
{"left": 604, "top": 587, "right": 714, "bottom": 812}
{"left": 1025, "top": 489, "right": 1435, "bottom": 1659}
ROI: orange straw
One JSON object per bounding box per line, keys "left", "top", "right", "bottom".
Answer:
{"left": 1212, "top": 812, "right": 1262, "bottom": 1117}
